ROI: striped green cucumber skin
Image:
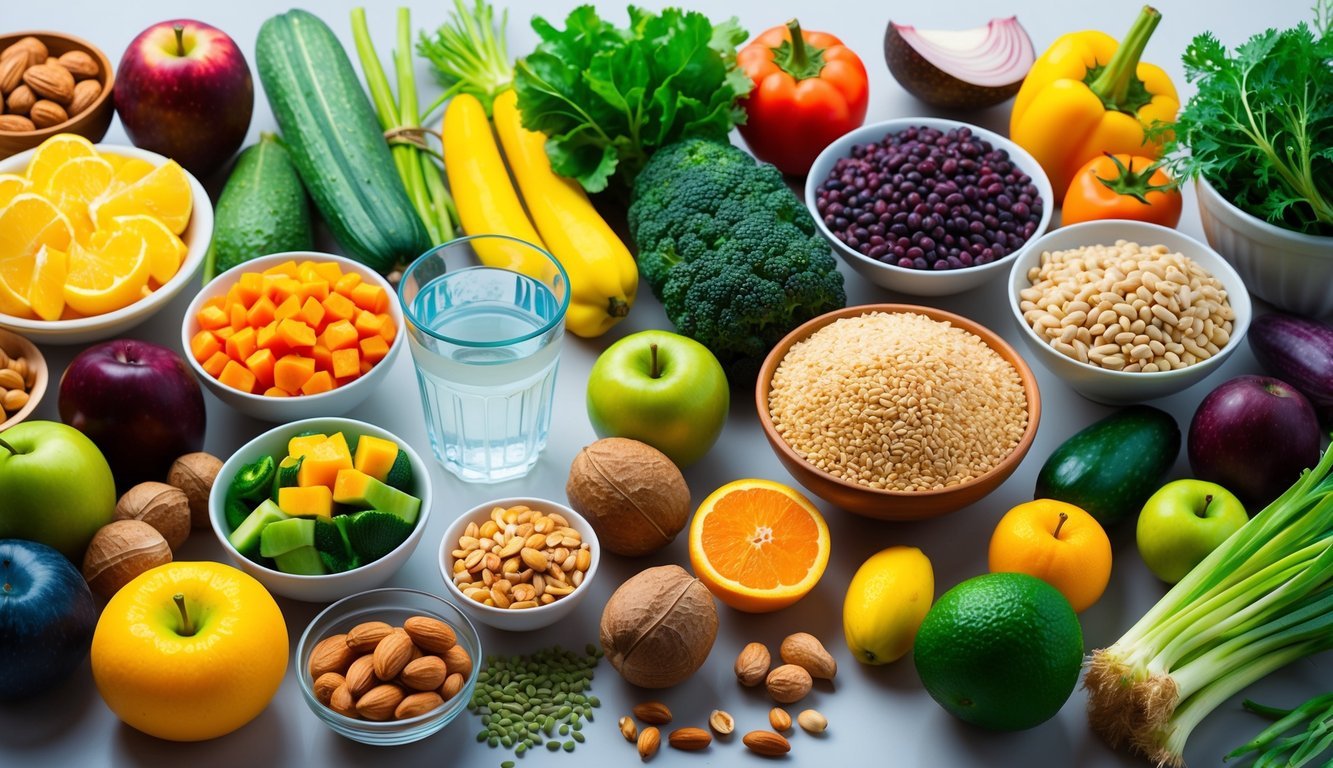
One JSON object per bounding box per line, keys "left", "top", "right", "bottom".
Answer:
{"left": 206, "top": 133, "right": 313, "bottom": 281}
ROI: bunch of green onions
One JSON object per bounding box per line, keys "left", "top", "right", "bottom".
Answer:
{"left": 1086, "top": 444, "right": 1333, "bottom": 767}
{"left": 350, "top": 7, "right": 457, "bottom": 245}
{"left": 1228, "top": 693, "right": 1333, "bottom": 766}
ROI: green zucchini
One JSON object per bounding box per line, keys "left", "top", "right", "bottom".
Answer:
{"left": 204, "top": 133, "right": 313, "bottom": 282}
{"left": 255, "top": 9, "right": 430, "bottom": 273}
{"left": 1035, "top": 405, "right": 1181, "bottom": 526}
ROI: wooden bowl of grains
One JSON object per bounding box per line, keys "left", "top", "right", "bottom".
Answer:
{"left": 755, "top": 304, "right": 1041, "bottom": 521}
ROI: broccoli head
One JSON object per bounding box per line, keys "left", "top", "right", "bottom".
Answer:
{"left": 628, "top": 139, "right": 846, "bottom": 383}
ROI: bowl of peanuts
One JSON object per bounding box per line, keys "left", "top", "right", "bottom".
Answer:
{"left": 0, "top": 328, "right": 46, "bottom": 430}
{"left": 1008, "top": 220, "right": 1252, "bottom": 404}
{"left": 439, "top": 497, "right": 600, "bottom": 632}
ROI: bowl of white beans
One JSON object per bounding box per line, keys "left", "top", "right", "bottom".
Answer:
{"left": 1007, "top": 220, "right": 1252, "bottom": 404}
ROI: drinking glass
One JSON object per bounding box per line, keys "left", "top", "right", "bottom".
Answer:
{"left": 397, "top": 235, "right": 569, "bottom": 483}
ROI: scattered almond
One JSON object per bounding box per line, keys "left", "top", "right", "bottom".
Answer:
{"left": 312, "top": 672, "right": 344, "bottom": 705}
{"left": 308, "top": 633, "right": 357, "bottom": 678}
{"left": 356, "top": 683, "right": 405, "bottom": 721}
{"left": 22, "top": 64, "right": 73, "bottom": 106}
{"left": 637, "top": 726, "right": 661, "bottom": 760}
{"left": 708, "top": 709, "right": 735, "bottom": 736}
{"left": 345, "top": 620, "right": 394, "bottom": 653}
{"left": 57, "top": 50, "right": 98, "bottom": 79}
{"left": 372, "top": 630, "right": 414, "bottom": 681}
{"left": 632, "top": 701, "right": 672, "bottom": 725}
{"left": 769, "top": 707, "right": 792, "bottom": 732}
{"left": 344, "top": 654, "right": 377, "bottom": 698}
{"left": 668, "top": 727, "right": 712, "bottom": 751}
{"left": 69, "top": 79, "right": 101, "bottom": 115}
{"left": 735, "top": 641, "right": 771, "bottom": 687}
{"left": 766, "top": 664, "right": 814, "bottom": 704}
{"left": 400, "top": 654, "right": 447, "bottom": 691}
{"left": 742, "top": 730, "right": 791, "bottom": 757}
{"left": 619, "top": 715, "right": 638, "bottom": 742}
{"left": 780, "top": 632, "right": 837, "bottom": 680}
{"left": 797, "top": 708, "right": 828, "bottom": 734}
{"left": 394, "top": 690, "right": 444, "bottom": 719}
{"left": 403, "top": 615, "right": 456, "bottom": 653}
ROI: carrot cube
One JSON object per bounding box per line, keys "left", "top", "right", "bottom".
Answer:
{"left": 331, "top": 348, "right": 361, "bottom": 379}
{"left": 312, "top": 262, "right": 343, "bottom": 284}
{"left": 262, "top": 260, "right": 299, "bottom": 277}
{"left": 274, "top": 294, "right": 302, "bottom": 323}
{"left": 228, "top": 301, "right": 248, "bottom": 331}
{"left": 224, "top": 283, "right": 245, "bottom": 311}
{"left": 297, "top": 262, "right": 322, "bottom": 283}
{"left": 271, "top": 276, "right": 301, "bottom": 303}
{"left": 196, "top": 304, "right": 228, "bottom": 330}
{"left": 246, "top": 295, "right": 276, "bottom": 327}
{"left": 202, "top": 295, "right": 226, "bottom": 312}
{"left": 300, "top": 370, "right": 335, "bottom": 396}
{"left": 359, "top": 359, "right": 374, "bottom": 375}
{"left": 256, "top": 320, "right": 279, "bottom": 349}
{"left": 214, "top": 326, "right": 236, "bottom": 341}
{"left": 237, "top": 272, "right": 263, "bottom": 306}
{"left": 349, "top": 283, "right": 387, "bottom": 313}
{"left": 298, "top": 280, "right": 329, "bottom": 303}
{"left": 277, "top": 318, "right": 317, "bottom": 349}
{"left": 359, "top": 335, "right": 389, "bottom": 363}
{"left": 263, "top": 386, "right": 290, "bottom": 398}
{"left": 218, "top": 360, "right": 257, "bottom": 393}
{"left": 202, "top": 350, "right": 231, "bottom": 377}
{"left": 353, "top": 310, "right": 386, "bottom": 338}
{"left": 333, "top": 272, "right": 362, "bottom": 297}
{"left": 245, "top": 348, "right": 276, "bottom": 389}
{"left": 225, "top": 327, "right": 257, "bottom": 362}
{"left": 190, "top": 330, "right": 220, "bottom": 363}
{"left": 320, "top": 319, "right": 359, "bottom": 351}
{"left": 311, "top": 344, "right": 333, "bottom": 373}
{"left": 274, "top": 355, "right": 316, "bottom": 393}
{"left": 321, "top": 292, "right": 356, "bottom": 322}
{"left": 298, "top": 296, "right": 326, "bottom": 329}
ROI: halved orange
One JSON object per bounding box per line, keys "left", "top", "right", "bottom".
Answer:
{"left": 42, "top": 155, "right": 114, "bottom": 242}
{"left": 64, "top": 230, "right": 150, "bottom": 316}
{"left": 25, "top": 134, "right": 98, "bottom": 191}
{"left": 0, "top": 193, "right": 74, "bottom": 317}
{"left": 27, "top": 244, "right": 69, "bottom": 321}
{"left": 688, "top": 478, "right": 830, "bottom": 613}
{"left": 0, "top": 174, "right": 31, "bottom": 209}
{"left": 101, "top": 214, "right": 186, "bottom": 284}
{"left": 104, "top": 155, "right": 156, "bottom": 191}
{"left": 91, "top": 159, "right": 192, "bottom": 235}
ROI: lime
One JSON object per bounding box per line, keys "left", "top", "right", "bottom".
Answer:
{"left": 913, "top": 572, "right": 1083, "bottom": 731}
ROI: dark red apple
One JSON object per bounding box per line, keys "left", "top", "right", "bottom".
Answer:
{"left": 114, "top": 19, "right": 253, "bottom": 177}
{"left": 1188, "top": 375, "right": 1321, "bottom": 508}
{"left": 58, "top": 339, "right": 206, "bottom": 488}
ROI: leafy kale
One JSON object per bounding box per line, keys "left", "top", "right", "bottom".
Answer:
{"left": 513, "top": 6, "right": 752, "bottom": 193}
{"left": 1166, "top": 2, "right": 1333, "bottom": 235}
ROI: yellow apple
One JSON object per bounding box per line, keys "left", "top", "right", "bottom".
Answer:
{"left": 90, "top": 561, "right": 288, "bottom": 741}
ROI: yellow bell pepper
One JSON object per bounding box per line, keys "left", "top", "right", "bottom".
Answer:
{"left": 1010, "top": 6, "right": 1179, "bottom": 203}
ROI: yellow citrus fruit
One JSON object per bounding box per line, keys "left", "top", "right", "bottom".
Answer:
{"left": 91, "top": 159, "right": 192, "bottom": 235}
{"left": 64, "top": 230, "right": 151, "bottom": 316}
{"left": 42, "top": 155, "right": 114, "bottom": 242}
{"left": 27, "top": 244, "right": 69, "bottom": 321}
{"left": 105, "top": 155, "right": 156, "bottom": 191}
{"left": 0, "top": 173, "right": 32, "bottom": 208}
{"left": 24, "top": 133, "right": 98, "bottom": 191}
{"left": 102, "top": 214, "right": 186, "bottom": 284}
{"left": 0, "top": 193, "right": 74, "bottom": 317}
{"left": 688, "top": 478, "right": 830, "bottom": 612}
{"left": 843, "top": 546, "right": 935, "bottom": 665}
{"left": 988, "top": 499, "right": 1112, "bottom": 613}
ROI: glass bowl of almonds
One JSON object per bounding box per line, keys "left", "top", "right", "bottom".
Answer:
{"left": 0, "top": 328, "right": 46, "bottom": 430}
{"left": 297, "top": 587, "right": 482, "bottom": 745}
{"left": 1007, "top": 220, "right": 1252, "bottom": 404}
{"left": 438, "top": 497, "right": 601, "bottom": 632}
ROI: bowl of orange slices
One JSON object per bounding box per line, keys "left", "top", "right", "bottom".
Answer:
{"left": 0, "top": 133, "right": 210, "bottom": 344}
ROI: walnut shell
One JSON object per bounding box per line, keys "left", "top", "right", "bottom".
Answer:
{"left": 114, "top": 481, "right": 191, "bottom": 551}
{"left": 566, "top": 438, "right": 690, "bottom": 557}
{"left": 168, "top": 452, "right": 222, "bottom": 529}
{"left": 600, "top": 564, "right": 717, "bottom": 688}
{"left": 82, "top": 520, "right": 172, "bottom": 599}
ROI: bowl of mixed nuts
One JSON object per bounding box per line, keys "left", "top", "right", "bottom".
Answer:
{"left": 0, "top": 31, "right": 115, "bottom": 158}
{"left": 438, "top": 497, "right": 601, "bottom": 632}
{"left": 0, "top": 328, "right": 45, "bottom": 430}
{"left": 296, "top": 587, "right": 482, "bottom": 745}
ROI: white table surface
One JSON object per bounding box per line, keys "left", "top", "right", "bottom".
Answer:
{"left": 2, "top": 1, "right": 1325, "bottom": 766}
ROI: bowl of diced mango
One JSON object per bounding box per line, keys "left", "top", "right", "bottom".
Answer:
{"left": 181, "top": 251, "right": 404, "bottom": 422}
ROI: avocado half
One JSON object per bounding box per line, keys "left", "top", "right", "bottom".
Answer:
{"left": 884, "top": 17, "right": 1035, "bottom": 110}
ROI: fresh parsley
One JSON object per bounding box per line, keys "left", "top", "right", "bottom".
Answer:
{"left": 512, "top": 6, "right": 752, "bottom": 194}
{"left": 1166, "top": 1, "right": 1333, "bottom": 235}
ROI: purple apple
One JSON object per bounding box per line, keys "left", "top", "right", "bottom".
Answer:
{"left": 58, "top": 339, "right": 206, "bottom": 488}
{"left": 1188, "top": 375, "right": 1320, "bottom": 508}
{"left": 114, "top": 19, "right": 253, "bottom": 177}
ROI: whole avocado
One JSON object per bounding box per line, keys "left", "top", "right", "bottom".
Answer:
{"left": 1035, "top": 406, "right": 1181, "bottom": 526}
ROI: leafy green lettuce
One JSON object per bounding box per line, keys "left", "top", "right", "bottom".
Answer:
{"left": 513, "top": 6, "right": 752, "bottom": 193}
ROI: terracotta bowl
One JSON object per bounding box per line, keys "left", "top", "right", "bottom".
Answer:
{"left": 755, "top": 304, "right": 1041, "bottom": 521}
{"left": 0, "top": 31, "right": 115, "bottom": 159}
{"left": 0, "top": 328, "right": 47, "bottom": 431}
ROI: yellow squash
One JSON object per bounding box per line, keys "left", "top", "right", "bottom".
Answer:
{"left": 492, "top": 89, "right": 637, "bottom": 338}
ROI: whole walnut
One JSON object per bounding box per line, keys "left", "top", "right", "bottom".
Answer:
{"left": 600, "top": 565, "right": 718, "bottom": 688}
{"left": 565, "top": 438, "right": 690, "bottom": 557}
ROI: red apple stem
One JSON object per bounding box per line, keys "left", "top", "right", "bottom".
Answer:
{"left": 173, "top": 593, "right": 195, "bottom": 637}
{"left": 1053, "top": 512, "right": 1068, "bottom": 539}
{"left": 173, "top": 24, "right": 185, "bottom": 57}
{"left": 650, "top": 343, "right": 661, "bottom": 380}
{"left": 1199, "top": 494, "right": 1214, "bottom": 519}
{"left": 0, "top": 437, "right": 13, "bottom": 456}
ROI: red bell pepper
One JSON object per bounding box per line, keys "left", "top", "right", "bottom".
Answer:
{"left": 737, "top": 19, "right": 869, "bottom": 176}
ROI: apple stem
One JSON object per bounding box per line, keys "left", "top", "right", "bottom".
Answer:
{"left": 649, "top": 343, "right": 661, "bottom": 380}
{"left": 173, "top": 593, "right": 195, "bottom": 637}
{"left": 1053, "top": 512, "right": 1068, "bottom": 539}
{"left": 0, "top": 437, "right": 13, "bottom": 456}
{"left": 173, "top": 24, "right": 186, "bottom": 57}
{"left": 1199, "top": 494, "right": 1214, "bottom": 519}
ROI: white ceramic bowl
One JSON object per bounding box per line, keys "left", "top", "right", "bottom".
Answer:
{"left": 438, "top": 497, "right": 600, "bottom": 632}
{"left": 1196, "top": 176, "right": 1333, "bottom": 318}
{"left": 208, "top": 417, "right": 433, "bottom": 603}
{"left": 0, "top": 144, "right": 212, "bottom": 345}
{"left": 805, "top": 117, "right": 1053, "bottom": 297}
{"left": 181, "top": 251, "right": 405, "bottom": 422}
{"left": 1007, "top": 220, "right": 1252, "bottom": 404}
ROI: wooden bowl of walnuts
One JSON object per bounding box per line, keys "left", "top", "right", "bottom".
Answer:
{"left": 0, "top": 31, "right": 115, "bottom": 159}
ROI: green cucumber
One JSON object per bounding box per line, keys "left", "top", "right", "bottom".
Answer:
{"left": 228, "top": 500, "right": 289, "bottom": 558}
{"left": 260, "top": 517, "right": 316, "bottom": 558}
{"left": 255, "top": 9, "right": 431, "bottom": 274}
{"left": 230, "top": 455, "right": 276, "bottom": 502}
{"left": 272, "top": 455, "right": 303, "bottom": 500}
{"left": 314, "top": 518, "right": 360, "bottom": 573}
{"left": 223, "top": 495, "right": 253, "bottom": 532}
{"left": 1035, "top": 405, "right": 1181, "bottom": 526}
{"left": 275, "top": 546, "right": 327, "bottom": 576}
{"left": 338, "top": 510, "right": 414, "bottom": 563}
{"left": 385, "top": 449, "right": 413, "bottom": 492}
{"left": 203, "top": 133, "right": 313, "bottom": 282}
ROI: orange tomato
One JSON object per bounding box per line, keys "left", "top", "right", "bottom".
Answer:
{"left": 1061, "top": 153, "right": 1182, "bottom": 228}
{"left": 987, "top": 499, "right": 1112, "bottom": 613}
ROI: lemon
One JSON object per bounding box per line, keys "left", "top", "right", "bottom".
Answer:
{"left": 27, "top": 244, "right": 69, "bottom": 321}
{"left": 101, "top": 214, "right": 186, "bottom": 284}
{"left": 24, "top": 133, "right": 97, "bottom": 191}
{"left": 0, "top": 173, "right": 31, "bottom": 209}
{"left": 0, "top": 193, "right": 74, "bottom": 317}
{"left": 64, "top": 231, "right": 151, "bottom": 316}
{"left": 91, "top": 159, "right": 193, "bottom": 235}
{"left": 842, "top": 546, "right": 935, "bottom": 665}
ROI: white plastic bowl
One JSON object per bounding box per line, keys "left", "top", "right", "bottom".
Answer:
{"left": 0, "top": 143, "right": 211, "bottom": 345}
{"left": 1196, "top": 176, "right": 1333, "bottom": 318}
{"left": 438, "top": 497, "right": 600, "bottom": 632}
{"left": 181, "top": 251, "right": 405, "bottom": 422}
{"left": 208, "top": 417, "right": 433, "bottom": 603}
{"left": 805, "top": 117, "right": 1053, "bottom": 297}
{"left": 1007, "top": 220, "right": 1252, "bottom": 404}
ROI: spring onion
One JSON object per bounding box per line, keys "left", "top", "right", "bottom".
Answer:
{"left": 1227, "top": 693, "right": 1333, "bottom": 766}
{"left": 1086, "top": 444, "right": 1333, "bottom": 767}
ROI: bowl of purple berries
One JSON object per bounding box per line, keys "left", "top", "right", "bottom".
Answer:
{"left": 806, "top": 118, "right": 1053, "bottom": 296}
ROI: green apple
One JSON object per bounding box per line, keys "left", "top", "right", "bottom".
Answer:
{"left": 1136, "top": 479, "right": 1248, "bottom": 584}
{"left": 586, "top": 330, "right": 729, "bottom": 467}
{"left": 0, "top": 421, "right": 116, "bottom": 561}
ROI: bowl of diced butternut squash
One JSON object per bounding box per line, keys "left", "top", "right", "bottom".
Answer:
{"left": 208, "top": 417, "right": 433, "bottom": 602}
{"left": 181, "top": 251, "right": 404, "bottom": 422}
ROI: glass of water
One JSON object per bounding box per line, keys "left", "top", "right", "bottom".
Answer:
{"left": 397, "top": 235, "right": 569, "bottom": 483}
